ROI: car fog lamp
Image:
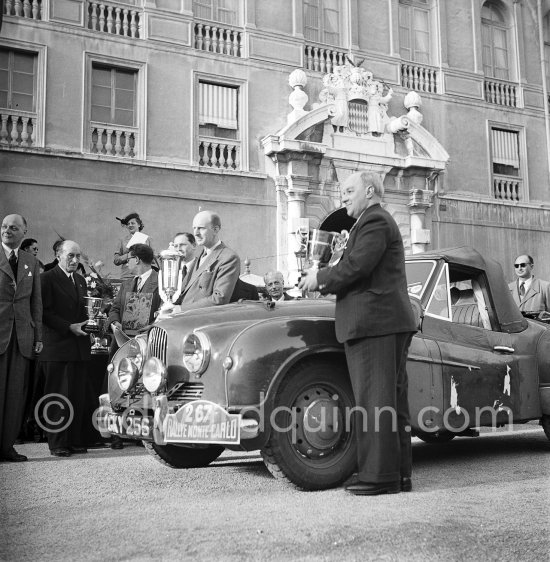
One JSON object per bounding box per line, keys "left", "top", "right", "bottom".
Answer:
{"left": 117, "top": 357, "right": 139, "bottom": 392}
{"left": 142, "top": 357, "right": 166, "bottom": 392}
{"left": 182, "top": 332, "right": 210, "bottom": 375}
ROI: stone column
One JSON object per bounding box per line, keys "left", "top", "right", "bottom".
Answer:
{"left": 408, "top": 189, "right": 433, "bottom": 254}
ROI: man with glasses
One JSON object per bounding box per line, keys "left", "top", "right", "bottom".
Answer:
{"left": 509, "top": 254, "right": 550, "bottom": 314}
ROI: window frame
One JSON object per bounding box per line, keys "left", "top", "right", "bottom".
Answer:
{"left": 303, "top": 0, "right": 343, "bottom": 47}
{"left": 192, "top": 0, "right": 241, "bottom": 26}
{"left": 481, "top": 1, "right": 511, "bottom": 81}
{"left": 487, "top": 121, "right": 527, "bottom": 202}
{"left": 398, "top": 0, "right": 434, "bottom": 65}
{"left": 83, "top": 52, "right": 146, "bottom": 159}
{"left": 0, "top": 38, "right": 46, "bottom": 148}
{"left": 91, "top": 65, "right": 137, "bottom": 128}
{"left": 193, "top": 71, "right": 248, "bottom": 171}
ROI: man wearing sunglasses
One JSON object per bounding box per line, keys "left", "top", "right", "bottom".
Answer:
{"left": 508, "top": 254, "right": 550, "bottom": 314}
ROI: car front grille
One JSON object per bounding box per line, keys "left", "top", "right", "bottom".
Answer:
{"left": 167, "top": 382, "right": 204, "bottom": 403}
{"left": 147, "top": 326, "right": 167, "bottom": 364}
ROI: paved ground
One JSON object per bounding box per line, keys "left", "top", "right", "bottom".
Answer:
{"left": 1, "top": 424, "right": 549, "bottom": 562}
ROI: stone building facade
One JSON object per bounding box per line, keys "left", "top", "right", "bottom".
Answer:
{"left": 1, "top": 0, "right": 549, "bottom": 282}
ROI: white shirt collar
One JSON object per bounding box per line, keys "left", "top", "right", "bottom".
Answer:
{"left": 58, "top": 266, "right": 73, "bottom": 278}
{"left": 2, "top": 243, "right": 19, "bottom": 259}
{"left": 138, "top": 268, "right": 153, "bottom": 285}
{"left": 520, "top": 276, "right": 533, "bottom": 291}
{"left": 204, "top": 240, "right": 222, "bottom": 257}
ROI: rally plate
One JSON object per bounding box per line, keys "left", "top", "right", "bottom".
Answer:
{"left": 163, "top": 400, "right": 241, "bottom": 445}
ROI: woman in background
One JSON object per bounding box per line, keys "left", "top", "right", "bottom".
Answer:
{"left": 113, "top": 213, "right": 153, "bottom": 280}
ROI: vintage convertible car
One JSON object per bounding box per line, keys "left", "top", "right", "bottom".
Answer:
{"left": 97, "top": 246, "right": 550, "bottom": 490}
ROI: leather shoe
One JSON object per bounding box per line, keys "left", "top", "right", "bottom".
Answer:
{"left": 50, "top": 448, "right": 71, "bottom": 457}
{"left": 345, "top": 480, "right": 401, "bottom": 496}
{"left": 68, "top": 446, "right": 88, "bottom": 454}
{"left": 1, "top": 448, "right": 28, "bottom": 462}
{"left": 110, "top": 437, "right": 123, "bottom": 450}
{"left": 401, "top": 477, "right": 412, "bottom": 492}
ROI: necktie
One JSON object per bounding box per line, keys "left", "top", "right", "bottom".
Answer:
{"left": 519, "top": 282, "right": 525, "bottom": 298}
{"left": 70, "top": 274, "right": 79, "bottom": 297}
{"left": 8, "top": 250, "right": 17, "bottom": 278}
{"left": 182, "top": 264, "right": 188, "bottom": 279}
{"left": 132, "top": 276, "right": 139, "bottom": 292}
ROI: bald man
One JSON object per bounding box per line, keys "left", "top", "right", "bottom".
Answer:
{"left": 37, "top": 240, "right": 91, "bottom": 457}
{"left": 0, "top": 214, "right": 42, "bottom": 462}
{"left": 175, "top": 210, "right": 240, "bottom": 311}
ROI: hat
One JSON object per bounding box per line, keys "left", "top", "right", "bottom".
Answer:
{"left": 117, "top": 212, "right": 141, "bottom": 226}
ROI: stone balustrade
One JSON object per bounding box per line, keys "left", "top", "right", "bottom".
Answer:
{"left": 3, "top": 0, "right": 43, "bottom": 19}
{"left": 90, "top": 123, "right": 138, "bottom": 158}
{"left": 484, "top": 79, "right": 518, "bottom": 107}
{"left": 401, "top": 63, "right": 438, "bottom": 94}
{"left": 0, "top": 111, "right": 37, "bottom": 147}
{"left": 194, "top": 22, "right": 242, "bottom": 57}
{"left": 493, "top": 175, "right": 522, "bottom": 202}
{"left": 87, "top": 0, "right": 141, "bottom": 38}
{"left": 198, "top": 136, "right": 240, "bottom": 169}
{"left": 304, "top": 44, "right": 346, "bottom": 73}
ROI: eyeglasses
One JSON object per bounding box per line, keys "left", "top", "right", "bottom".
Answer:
{"left": 514, "top": 263, "right": 530, "bottom": 268}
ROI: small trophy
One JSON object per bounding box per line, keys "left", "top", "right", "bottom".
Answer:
{"left": 84, "top": 296, "right": 103, "bottom": 333}
{"left": 90, "top": 313, "right": 110, "bottom": 355}
{"left": 158, "top": 242, "right": 184, "bottom": 316}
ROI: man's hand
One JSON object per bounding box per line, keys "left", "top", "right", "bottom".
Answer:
{"left": 69, "top": 321, "right": 88, "bottom": 336}
{"left": 33, "top": 341, "right": 43, "bottom": 354}
{"left": 298, "top": 269, "right": 319, "bottom": 292}
{"left": 110, "top": 321, "right": 122, "bottom": 332}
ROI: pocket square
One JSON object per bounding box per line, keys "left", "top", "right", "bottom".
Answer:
{"left": 24, "top": 264, "right": 29, "bottom": 269}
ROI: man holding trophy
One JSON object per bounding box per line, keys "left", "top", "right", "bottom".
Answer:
{"left": 38, "top": 240, "right": 91, "bottom": 457}
{"left": 299, "top": 171, "right": 416, "bottom": 496}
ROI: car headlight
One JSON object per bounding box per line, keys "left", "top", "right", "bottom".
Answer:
{"left": 117, "top": 357, "right": 139, "bottom": 392}
{"left": 182, "top": 332, "right": 210, "bottom": 375}
{"left": 127, "top": 337, "right": 147, "bottom": 370}
{"left": 142, "top": 357, "right": 166, "bottom": 392}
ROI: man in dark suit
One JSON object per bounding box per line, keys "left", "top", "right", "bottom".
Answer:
{"left": 300, "top": 171, "right": 417, "bottom": 495}
{"left": 264, "top": 270, "right": 294, "bottom": 302}
{"left": 175, "top": 211, "right": 240, "bottom": 312}
{"left": 108, "top": 243, "right": 161, "bottom": 339}
{"left": 37, "top": 240, "right": 91, "bottom": 457}
{"left": 0, "top": 214, "right": 42, "bottom": 462}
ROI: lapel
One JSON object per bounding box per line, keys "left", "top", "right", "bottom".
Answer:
{"left": 0, "top": 248, "right": 15, "bottom": 282}
{"left": 53, "top": 265, "right": 79, "bottom": 303}
{"left": 183, "top": 244, "right": 225, "bottom": 295}
{"left": 16, "top": 250, "right": 35, "bottom": 284}
{"left": 520, "top": 278, "right": 539, "bottom": 306}
{"left": 140, "top": 271, "right": 158, "bottom": 293}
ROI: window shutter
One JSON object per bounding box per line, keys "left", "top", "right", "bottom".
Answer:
{"left": 199, "top": 82, "right": 238, "bottom": 130}
{"left": 492, "top": 129, "right": 519, "bottom": 168}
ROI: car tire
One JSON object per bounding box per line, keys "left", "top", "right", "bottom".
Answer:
{"left": 541, "top": 415, "right": 550, "bottom": 441}
{"left": 261, "top": 359, "right": 356, "bottom": 490}
{"left": 415, "top": 431, "right": 456, "bottom": 444}
{"left": 143, "top": 441, "right": 224, "bottom": 469}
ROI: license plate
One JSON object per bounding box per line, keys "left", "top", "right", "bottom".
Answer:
{"left": 106, "top": 412, "right": 153, "bottom": 439}
{"left": 163, "top": 400, "right": 241, "bottom": 445}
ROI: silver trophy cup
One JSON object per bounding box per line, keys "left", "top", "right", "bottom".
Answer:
{"left": 158, "top": 243, "right": 184, "bottom": 315}
{"left": 84, "top": 296, "right": 103, "bottom": 333}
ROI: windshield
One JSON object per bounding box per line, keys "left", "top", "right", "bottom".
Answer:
{"left": 405, "top": 260, "right": 437, "bottom": 298}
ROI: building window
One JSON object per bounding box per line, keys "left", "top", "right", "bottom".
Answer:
{"left": 91, "top": 65, "right": 136, "bottom": 127}
{"left": 398, "top": 0, "right": 431, "bottom": 65}
{"left": 0, "top": 46, "right": 41, "bottom": 148}
{"left": 86, "top": 56, "right": 145, "bottom": 159}
{"left": 304, "top": 0, "right": 340, "bottom": 46}
{"left": 481, "top": 2, "right": 509, "bottom": 81}
{"left": 490, "top": 127, "right": 523, "bottom": 202}
{"left": 193, "top": 0, "right": 239, "bottom": 25}
{"left": 197, "top": 80, "right": 243, "bottom": 170}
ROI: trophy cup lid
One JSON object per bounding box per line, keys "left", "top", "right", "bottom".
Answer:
{"left": 160, "top": 242, "right": 182, "bottom": 261}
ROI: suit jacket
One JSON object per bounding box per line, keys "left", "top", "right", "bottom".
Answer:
{"left": 177, "top": 242, "right": 240, "bottom": 311}
{"left": 108, "top": 270, "right": 161, "bottom": 332}
{"left": 316, "top": 203, "right": 416, "bottom": 343}
{"left": 39, "top": 265, "right": 91, "bottom": 362}
{"left": 0, "top": 249, "right": 42, "bottom": 358}
{"left": 508, "top": 277, "right": 550, "bottom": 313}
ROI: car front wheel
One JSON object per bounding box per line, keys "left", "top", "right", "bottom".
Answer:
{"left": 261, "top": 359, "right": 356, "bottom": 490}
{"left": 144, "top": 442, "right": 224, "bottom": 468}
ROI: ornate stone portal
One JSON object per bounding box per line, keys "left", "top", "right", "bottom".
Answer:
{"left": 262, "top": 63, "right": 449, "bottom": 284}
